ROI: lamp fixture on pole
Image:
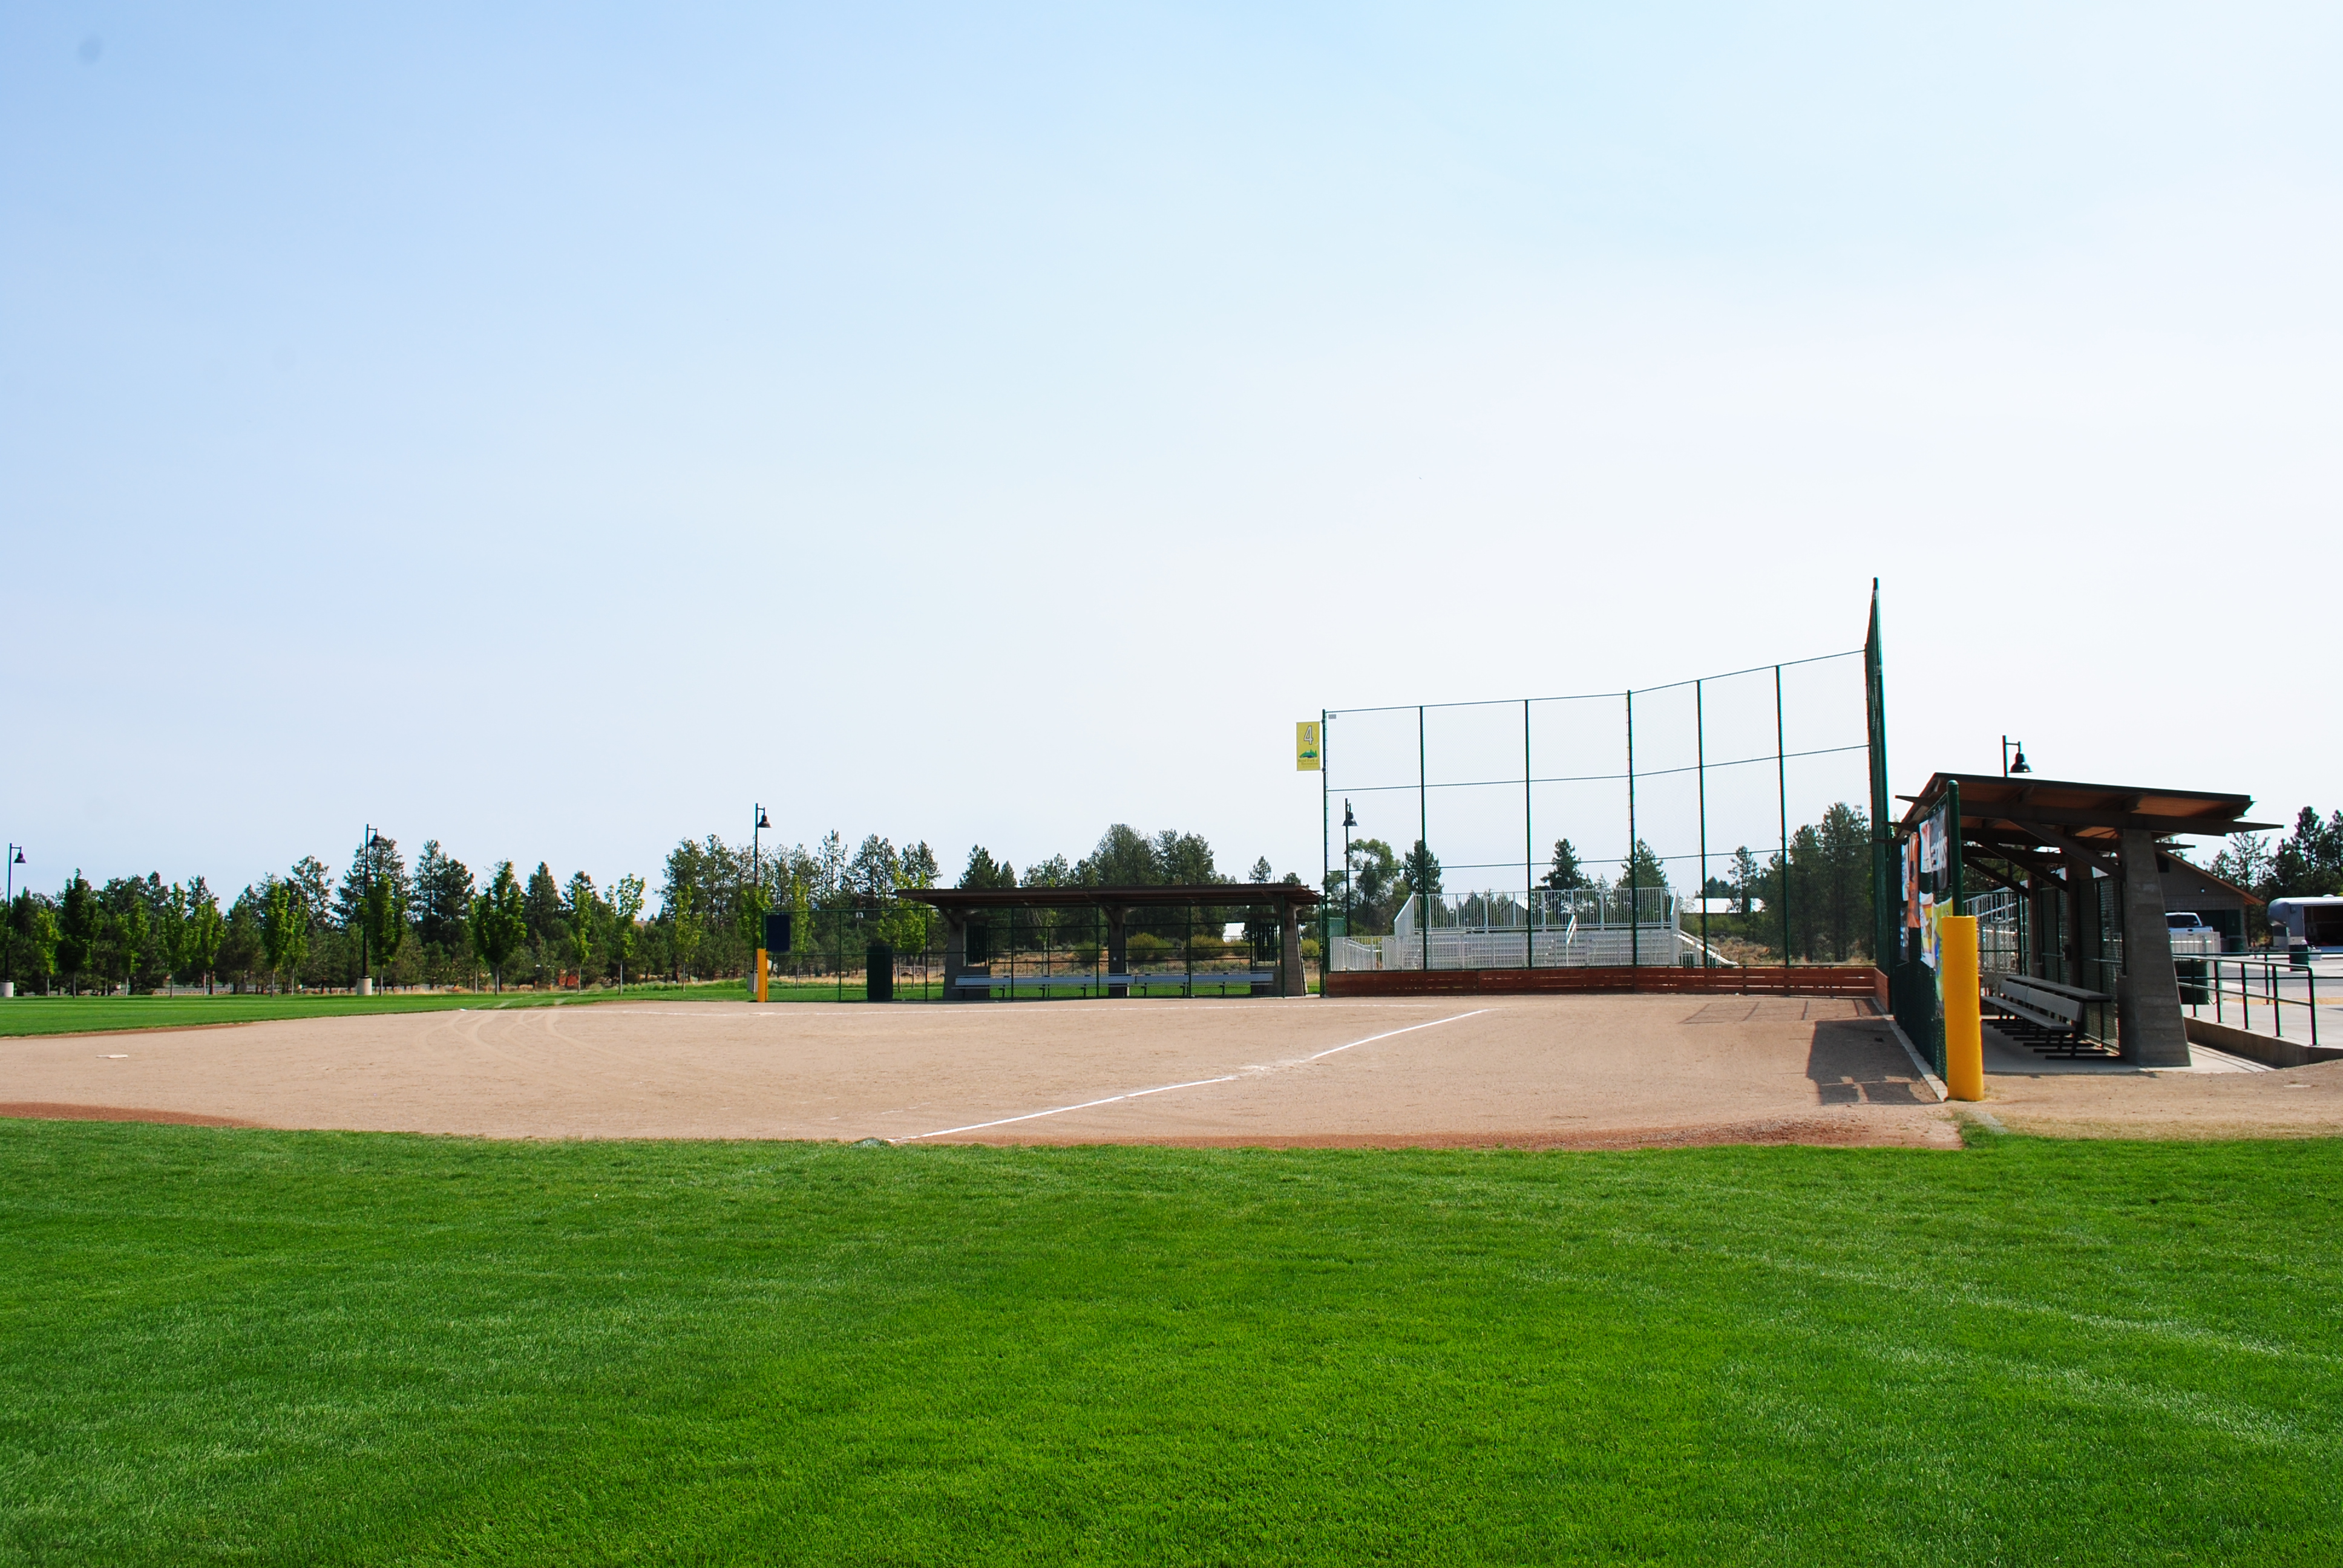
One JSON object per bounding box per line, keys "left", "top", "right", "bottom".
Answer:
{"left": 2, "top": 846, "right": 18, "bottom": 1000}
{"left": 359, "top": 825, "right": 376, "bottom": 993}
{"left": 751, "top": 805, "right": 775, "bottom": 1004}
{"left": 2002, "top": 737, "right": 2031, "bottom": 777}
{"left": 1341, "top": 800, "right": 1357, "bottom": 933}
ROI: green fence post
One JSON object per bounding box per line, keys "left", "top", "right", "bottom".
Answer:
{"left": 1866, "top": 580, "right": 1893, "bottom": 981}
{"left": 1775, "top": 664, "right": 1790, "bottom": 979}
{"left": 1320, "top": 708, "right": 1331, "bottom": 980}
{"left": 1697, "top": 679, "right": 1708, "bottom": 969}
{"left": 1418, "top": 705, "right": 1430, "bottom": 973}
{"left": 1627, "top": 689, "right": 1638, "bottom": 975}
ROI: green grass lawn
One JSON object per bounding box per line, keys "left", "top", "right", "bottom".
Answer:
{"left": 0, "top": 984, "right": 755, "bottom": 1039}
{"left": 2, "top": 1123, "right": 2338, "bottom": 1565}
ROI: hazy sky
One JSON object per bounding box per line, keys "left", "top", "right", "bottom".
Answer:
{"left": 6, "top": 2, "right": 2338, "bottom": 898}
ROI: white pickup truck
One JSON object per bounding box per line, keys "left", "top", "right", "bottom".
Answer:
{"left": 2164, "top": 911, "right": 2222, "bottom": 956}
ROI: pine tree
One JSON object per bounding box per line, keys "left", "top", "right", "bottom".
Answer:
{"left": 58, "top": 874, "right": 99, "bottom": 994}
{"left": 1402, "top": 840, "right": 1442, "bottom": 904}
{"left": 959, "top": 845, "right": 1017, "bottom": 889}
{"left": 1619, "top": 840, "right": 1669, "bottom": 892}
{"left": 1541, "top": 838, "right": 1588, "bottom": 890}
{"left": 411, "top": 841, "right": 475, "bottom": 956}
{"left": 1731, "top": 846, "right": 1761, "bottom": 915}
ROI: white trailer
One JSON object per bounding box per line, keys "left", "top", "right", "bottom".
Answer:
{"left": 2268, "top": 897, "right": 2343, "bottom": 955}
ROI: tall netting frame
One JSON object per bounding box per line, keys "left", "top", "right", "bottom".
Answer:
{"left": 1317, "top": 585, "right": 1890, "bottom": 990}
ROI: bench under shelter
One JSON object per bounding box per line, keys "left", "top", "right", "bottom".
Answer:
{"left": 894, "top": 883, "right": 1323, "bottom": 1001}
{"left": 1895, "top": 774, "right": 2272, "bottom": 1067}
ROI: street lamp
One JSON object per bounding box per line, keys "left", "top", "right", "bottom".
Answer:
{"left": 4, "top": 846, "right": 21, "bottom": 1000}
{"left": 2002, "top": 737, "right": 2031, "bottom": 777}
{"left": 751, "top": 805, "right": 775, "bottom": 1003}
{"left": 358, "top": 825, "right": 377, "bottom": 995}
{"left": 1341, "top": 800, "right": 1357, "bottom": 934}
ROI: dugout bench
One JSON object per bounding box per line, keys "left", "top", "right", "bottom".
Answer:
{"left": 947, "top": 969, "right": 1279, "bottom": 999}
{"left": 1984, "top": 974, "right": 2116, "bottom": 1059}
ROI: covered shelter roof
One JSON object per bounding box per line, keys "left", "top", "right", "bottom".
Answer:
{"left": 898, "top": 883, "right": 1322, "bottom": 912}
{"left": 1896, "top": 773, "right": 2273, "bottom": 847}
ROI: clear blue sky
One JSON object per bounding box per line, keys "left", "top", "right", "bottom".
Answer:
{"left": 6, "top": 2, "right": 2338, "bottom": 897}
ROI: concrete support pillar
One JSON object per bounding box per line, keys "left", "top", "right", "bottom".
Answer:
{"left": 942, "top": 912, "right": 969, "bottom": 1000}
{"left": 2062, "top": 850, "right": 2100, "bottom": 991}
{"left": 1106, "top": 907, "right": 1130, "bottom": 997}
{"left": 2028, "top": 874, "right": 2055, "bottom": 980}
{"left": 1280, "top": 899, "right": 1305, "bottom": 997}
{"left": 2116, "top": 829, "right": 2192, "bottom": 1066}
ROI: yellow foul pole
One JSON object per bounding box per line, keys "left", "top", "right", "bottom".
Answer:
{"left": 1942, "top": 915, "right": 1984, "bottom": 1101}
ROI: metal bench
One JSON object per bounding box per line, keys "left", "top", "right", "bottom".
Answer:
{"left": 1125, "top": 970, "right": 1277, "bottom": 996}
{"left": 1986, "top": 974, "right": 2115, "bottom": 1059}
{"left": 949, "top": 973, "right": 1115, "bottom": 997}
{"left": 949, "top": 969, "right": 1279, "bottom": 998}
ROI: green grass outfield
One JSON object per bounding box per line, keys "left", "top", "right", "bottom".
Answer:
{"left": 0, "top": 977, "right": 1305, "bottom": 1035}
{"left": 0, "top": 983, "right": 767, "bottom": 1038}
{"left": 3, "top": 1124, "right": 2338, "bottom": 1564}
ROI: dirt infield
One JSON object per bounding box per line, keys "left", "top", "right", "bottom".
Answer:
{"left": 0, "top": 995, "right": 1953, "bottom": 1148}
{"left": 3, "top": 996, "right": 2335, "bottom": 1147}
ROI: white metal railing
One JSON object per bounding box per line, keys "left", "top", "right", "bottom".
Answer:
{"left": 1336, "top": 890, "right": 1697, "bottom": 971}
{"left": 1965, "top": 886, "right": 2236, "bottom": 973}
{"left": 2186, "top": 953, "right": 2328, "bottom": 1047}
{"left": 1967, "top": 888, "right": 2023, "bottom": 976}
{"left": 1955, "top": 886, "right": 2324, "bottom": 1046}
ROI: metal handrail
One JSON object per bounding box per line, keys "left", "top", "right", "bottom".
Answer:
{"left": 2192, "top": 953, "right": 2322, "bottom": 1048}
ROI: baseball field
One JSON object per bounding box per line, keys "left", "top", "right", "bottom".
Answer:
{"left": 4, "top": 993, "right": 2339, "bottom": 1563}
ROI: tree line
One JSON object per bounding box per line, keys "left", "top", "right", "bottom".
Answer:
{"left": 19, "top": 800, "right": 2322, "bottom": 994}
{"left": 0, "top": 822, "right": 1299, "bottom": 995}
{"left": 2206, "top": 808, "right": 2343, "bottom": 903}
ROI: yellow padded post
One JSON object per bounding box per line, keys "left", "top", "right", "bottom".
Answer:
{"left": 755, "top": 947, "right": 768, "bottom": 1004}
{"left": 1942, "top": 915, "right": 1984, "bottom": 1101}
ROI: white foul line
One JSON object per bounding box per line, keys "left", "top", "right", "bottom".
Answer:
{"left": 901, "top": 1076, "right": 1242, "bottom": 1141}
{"left": 897, "top": 1008, "right": 1492, "bottom": 1142}
{"left": 1298, "top": 1009, "right": 1489, "bottom": 1063}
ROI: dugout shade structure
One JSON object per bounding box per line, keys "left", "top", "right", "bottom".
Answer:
{"left": 897, "top": 883, "right": 1322, "bottom": 1000}
{"left": 1889, "top": 774, "right": 2272, "bottom": 1071}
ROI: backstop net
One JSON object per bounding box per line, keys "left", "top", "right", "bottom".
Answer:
{"left": 1319, "top": 589, "right": 1890, "bottom": 973}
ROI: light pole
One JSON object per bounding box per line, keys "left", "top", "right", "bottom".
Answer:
{"left": 4, "top": 846, "right": 21, "bottom": 999}
{"left": 2002, "top": 737, "right": 2031, "bottom": 778}
{"left": 1341, "top": 800, "right": 1357, "bottom": 936}
{"left": 752, "top": 805, "right": 772, "bottom": 1002}
{"left": 359, "top": 825, "right": 376, "bottom": 995}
